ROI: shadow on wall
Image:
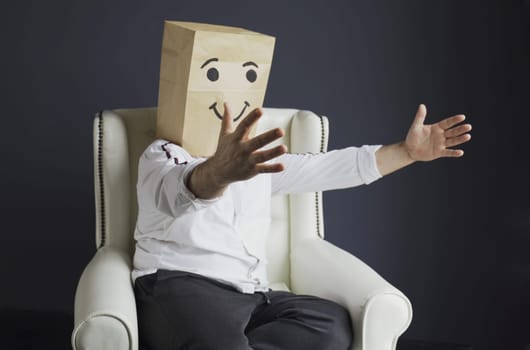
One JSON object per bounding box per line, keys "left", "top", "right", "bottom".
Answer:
{"left": 0, "top": 308, "right": 72, "bottom": 350}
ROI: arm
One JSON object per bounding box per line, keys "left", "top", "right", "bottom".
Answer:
{"left": 376, "top": 104, "right": 472, "bottom": 176}
{"left": 139, "top": 104, "right": 285, "bottom": 213}
{"left": 189, "top": 103, "right": 472, "bottom": 199}
{"left": 137, "top": 141, "right": 220, "bottom": 217}
{"left": 270, "top": 104, "right": 472, "bottom": 194}
{"left": 270, "top": 145, "right": 382, "bottom": 195}
{"left": 375, "top": 142, "right": 415, "bottom": 176}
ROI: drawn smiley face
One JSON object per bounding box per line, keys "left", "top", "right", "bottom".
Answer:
{"left": 200, "top": 57, "right": 260, "bottom": 122}
{"left": 156, "top": 21, "right": 275, "bottom": 157}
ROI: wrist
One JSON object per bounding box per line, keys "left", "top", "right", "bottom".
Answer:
{"left": 401, "top": 141, "right": 416, "bottom": 163}
{"left": 188, "top": 159, "right": 228, "bottom": 199}
{"left": 202, "top": 157, "right": 230, "bottom": 189}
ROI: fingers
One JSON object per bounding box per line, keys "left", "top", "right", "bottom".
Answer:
{"left": 220, "top": 102, "right": 233, "bottom": 136}
{"left": 443, "top": 120, "right": 472, "bottom": 156}
{"left": 250, "top": 145, "right": 287, "bottom": 164}
{"left": 413, "top": 104, "right": 427, "bottom": 126}
{"left": 235, "top": 108, "right": 263, "bottom": 139}
{"left": 441, "top": 149, "right": 464, "bottom": 157}
{"left": 246, "top": 127, "right": 285, "bottom": 152}
{"left": 445, "top": 133, "right": 471, "bottom": 148}
{"left": 439, "top": 114, "right": 466, "bottom": 130}
{"left": 255, "top": 162, "right": 285, "bottom": 174}
{"left": 445, "top": 123, "right": 472, "bottom": 138}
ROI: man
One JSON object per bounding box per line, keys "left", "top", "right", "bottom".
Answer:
{"left": 133, "top": 101, "right": 472, "bottom": 350}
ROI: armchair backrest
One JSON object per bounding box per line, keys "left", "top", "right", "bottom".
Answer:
{"left": 93, "top": 107, "right": 328, "bottom": 288}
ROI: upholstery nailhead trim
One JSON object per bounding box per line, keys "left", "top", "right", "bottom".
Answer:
{"left": 315, "top": 115, "right": 325, "bottom": 239}
{"left": 97, "top": 111, "right": 106, "bottom": 249}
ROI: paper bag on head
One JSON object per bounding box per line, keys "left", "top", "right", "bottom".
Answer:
{"left": 157, "top": 21, "right": 276, "bottom": 157}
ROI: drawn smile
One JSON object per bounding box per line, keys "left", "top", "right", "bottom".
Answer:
{"left": 209, "top": 101, "right": 251, "bottom": 122}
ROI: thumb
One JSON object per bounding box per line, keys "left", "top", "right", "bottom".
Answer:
{"left": 413, "top": 104, "right": 427, "bottom": 126}
{"left": 220, "top": 102, "right": 233, "bottom": 136}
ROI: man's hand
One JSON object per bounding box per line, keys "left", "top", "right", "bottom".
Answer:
{"left": 188, "top": 103, "right": 287, "bottom": 199}
{"left": 405, "top": 104, "right": 472, "bottom": 161}
{"left": 376, "top": 104, "right": 472, "bottom": 176}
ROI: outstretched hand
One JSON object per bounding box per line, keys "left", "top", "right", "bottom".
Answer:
{"left": 210, "top": 103, "right": 287, "bottom": 185}
{"left": 405, "top": 104, "right": 472, "bottom": 162}
{"left": 188, "top": 103, "right": 287, "bottom": 199}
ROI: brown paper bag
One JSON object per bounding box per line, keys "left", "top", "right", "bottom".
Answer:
{"left": 156, "top": 21, "right": 276, "bottom": 156}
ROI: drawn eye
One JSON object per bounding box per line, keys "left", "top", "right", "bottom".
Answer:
{"left": 246, "top": 69, "right": 257, "bottom": 83}
{"left": 207, "top": 67, "right": 219, "bottom": 82}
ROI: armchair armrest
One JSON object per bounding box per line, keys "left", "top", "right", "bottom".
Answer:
{"left": 72, "top": 247, "right": 138, "bottom": 350}
{"left": 291, "top": 238, "right": 412, "bottom": 350}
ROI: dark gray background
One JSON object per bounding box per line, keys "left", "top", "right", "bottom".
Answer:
{"left": 1, "top": 1, "right": 528, "bottom": 349}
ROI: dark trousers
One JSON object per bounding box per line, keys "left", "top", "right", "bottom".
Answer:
{"left": 134, "top": 269, "right": 353, "bottom": 350}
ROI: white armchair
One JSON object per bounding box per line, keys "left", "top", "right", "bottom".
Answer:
{"left": 72, "top": 107, "right": 412, "bottom": 350}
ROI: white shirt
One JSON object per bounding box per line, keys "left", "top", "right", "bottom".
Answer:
{"left": 132, "top": 139, "right": 382, "bottom": 293}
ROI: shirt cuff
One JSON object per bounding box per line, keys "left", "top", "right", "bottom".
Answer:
{"left": 357, "top": 145, "right": 383, "bottom": 184}
{"left": 172, "top": 158, "right": 223, "bottom": 208}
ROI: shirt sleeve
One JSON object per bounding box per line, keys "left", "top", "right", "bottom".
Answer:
{"left": 270, "top": 145, "right": 383, "bottom": 195}
{"left": 137, "top": 140, "right": 221, "bottom": 217}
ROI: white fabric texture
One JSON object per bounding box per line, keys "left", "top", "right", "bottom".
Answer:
{"left": 132, "top": 139, "right": 382, "bottom": 293}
